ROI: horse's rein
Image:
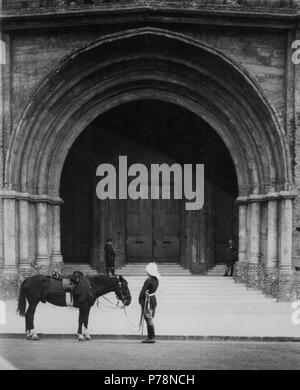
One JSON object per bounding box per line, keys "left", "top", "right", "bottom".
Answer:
{"left": 97, "top": 279, "right": 143, "bottom": 333}
{"left": 98, "top": 295, "right": 123, "bottom": 309}
{"left": 96, "top": 280, "right": 125, "bottom": 309}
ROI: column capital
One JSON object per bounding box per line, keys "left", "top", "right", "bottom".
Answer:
{"left": 235, "top": 196, "right": 249, "bottom": 205}
{"left": 0, "top": 190, "right": 63, "bottom": 205}
{"left": 248, "top": 194, "right": 265, "bottom": 203}
{"left": 279, "top": 190, "right": 298, "bottom": 200}
{"left": 264, "top": 192, "right": 280, "bottom": 201}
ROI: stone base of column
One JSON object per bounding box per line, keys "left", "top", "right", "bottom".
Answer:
{"left": 0, "top": 267, "right": 19, "bottom": 299}
{"left": 277, "top": 265, "right": 296, "bottom": 301}
{"left": 233, "top": 262, "right": 247, "bottom": 283}
{"left": 35, "top": 256, "right": 51, "bottom": 274}
{"left": 190, "top": 263, "right": 208, "bottom": 274}
{"left": 293, "top": 272, "right": 300, "bottom": 301}
{"left": 50, "top": 253, "right": 63, "bottom": 273}
{"left": 18, "top": 262, "right": 35, "bottom": 280}
{"left": 262, "top": 266, "right": 278, "bottom": 297}
{"left": 257, "top": 263, "right": 266, "bottom": 291}
{"left": 246, "top": 263, "right": 260, "bottom": 289}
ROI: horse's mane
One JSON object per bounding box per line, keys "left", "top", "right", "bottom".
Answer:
{"left": 86, "top": 274, "right": 118, "bottom": 287}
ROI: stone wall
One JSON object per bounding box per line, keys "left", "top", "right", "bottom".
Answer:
{"left": 7, "top": 27, "right": 287, "bottom": 153}
{"left": 2, "top": 0, "right": 298, "bottom": 12}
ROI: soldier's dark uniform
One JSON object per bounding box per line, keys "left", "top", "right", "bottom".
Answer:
{"left": 104, "top": 240, "right": 116, "bottom": 276}
{"left": 139, "top": 275, "right": 159, "bottom": 343}
{"left": 224, "top": 240, "right": 237, "bottom": 277}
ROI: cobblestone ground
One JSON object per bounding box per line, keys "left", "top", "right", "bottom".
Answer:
{"left": 0, "top": 339, "right": 300, "bottom": 370}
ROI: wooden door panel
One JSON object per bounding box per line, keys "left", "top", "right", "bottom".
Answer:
{"left": 153, "top": 199, "right": 180, "bottom": 262}
{"left": 126, "top": 198, "right": 152, "bottom": 261}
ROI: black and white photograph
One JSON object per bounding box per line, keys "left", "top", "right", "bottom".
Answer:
{"left": 0, "top": 0, "right": 300, "bottom": 374}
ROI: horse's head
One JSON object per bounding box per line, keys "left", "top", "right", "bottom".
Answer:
{"left": 115, "top": 275, "right": 131, "bottom": 307}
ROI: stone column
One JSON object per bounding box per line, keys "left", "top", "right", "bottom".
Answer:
{"left": 265, "top": 193, "right": 279, "bottom": 296}
{"left": 204, "top": 180, "right": 213, "bottom": 270}
{"left": 234, "top": 197, "right": 248, "bottom": 283}
{"left": 35, "top": 202, "right": 49, "bottom": 271}
{"left": 186, "top": 211, "right": 199, "bottom": 274}
{"left": 18, "top": 199, "right": 31, "bottom": 273}
{"left": 0, "top": 198, "right": 4, "bottom": 269}
{"left": 199, "top": 209, "right": 207, "bottom": 272}
{"left": 3, "top": 197, "right": 17, "bottom": 274}
{"left": 2, "top": 197, "right": 19, "bottom": 299}
{"left": 278, "top": 191, "right": 296, "bottom": 301}
{"left": 51, "top": 204, "right": 63, "bottom": 271}
{"left": 247, "top": 195, "right": 262, "bottom": 289}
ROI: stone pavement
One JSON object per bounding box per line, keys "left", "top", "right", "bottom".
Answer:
{"left": 1, "top": 339, "right": 300, "bottom": 370}
{"left": 0, "top": 294, "right": 299, "bottom": 338}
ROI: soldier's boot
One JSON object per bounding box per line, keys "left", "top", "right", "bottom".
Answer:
{"left": 223, "top": 266, "right": 229, "bottom": 277}
{"left": 142, "top": 325, "right": 156, "bottom": 343}
{"left": 110, "top": 266, "right": 116, "bottom": 277}
{"left": 106, "top": 267, "right": 110, "bottom": 277}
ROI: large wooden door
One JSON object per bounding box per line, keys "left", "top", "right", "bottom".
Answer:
{"left": 61, "top": 157, "right": 93, "bottom": 264}
{"left": 126, "top": 197, "right": 181, "bottom": 263}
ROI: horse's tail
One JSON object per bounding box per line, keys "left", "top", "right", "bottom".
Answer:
{"left": 17, "top": 281, "right": 27, "bottom": 317}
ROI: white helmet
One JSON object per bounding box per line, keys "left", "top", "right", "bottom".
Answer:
{"left": 146, "top": 263, "right": 161, "bottom": 279}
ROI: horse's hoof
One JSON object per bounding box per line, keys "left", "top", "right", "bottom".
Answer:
{"left": 84, "top": 334, "right": 91, "bottom": 341}
{"left": 27, "top": 334, "right": 39, "bottom": 341}
{"left": 78, "top": 335, "right": 85, "bottom": 342}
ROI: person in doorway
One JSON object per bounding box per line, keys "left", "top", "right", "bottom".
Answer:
{"left": 223, "top": 238, "right": 237, "bottom": 277}
{"left": 104, "top": 238, "right": 116, "bottom": 277}
{"left": 139, "top": 262, "right": 161, "bottom": 344}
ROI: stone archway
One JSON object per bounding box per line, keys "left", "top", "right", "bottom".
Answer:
{"left": 2, "top": 27, "right": 296, "bottom": 299}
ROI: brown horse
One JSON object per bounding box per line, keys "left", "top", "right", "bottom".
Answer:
{"left": 17, "top": 273, "right": 131, "bottom": 341}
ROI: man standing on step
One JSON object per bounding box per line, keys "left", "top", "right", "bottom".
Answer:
{"left": 104, "top": 238, "right": 116, "bottom": 277}
{"left": 224, "top": 238, "right": 237, "bottom": 277}
{"left": 224, "top": 238, "right": 237, "bottom": 276}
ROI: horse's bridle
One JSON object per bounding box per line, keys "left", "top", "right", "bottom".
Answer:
{"left": 115, "top": 278, "right": 127, "bottom": 306}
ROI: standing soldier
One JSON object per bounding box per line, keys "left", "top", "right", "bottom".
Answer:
{"left": 104, "top": 238, "right": 116, "bottom": 277}
{"left": 223, "top": 238, "right": 237, "bottom": 277}
{"left": 139, "top": 262, "right": 161, "bottom": 344}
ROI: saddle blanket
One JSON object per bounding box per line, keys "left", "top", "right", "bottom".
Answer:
{"left": 47, "top": 278, "right": 75, "bottom": 307}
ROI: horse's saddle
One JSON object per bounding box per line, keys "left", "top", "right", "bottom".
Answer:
{"left": 48, "top": 270, "right": 84, "bottom": 306}
{"left": 51, "top": 270, "right": 83, "bottom": 292}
